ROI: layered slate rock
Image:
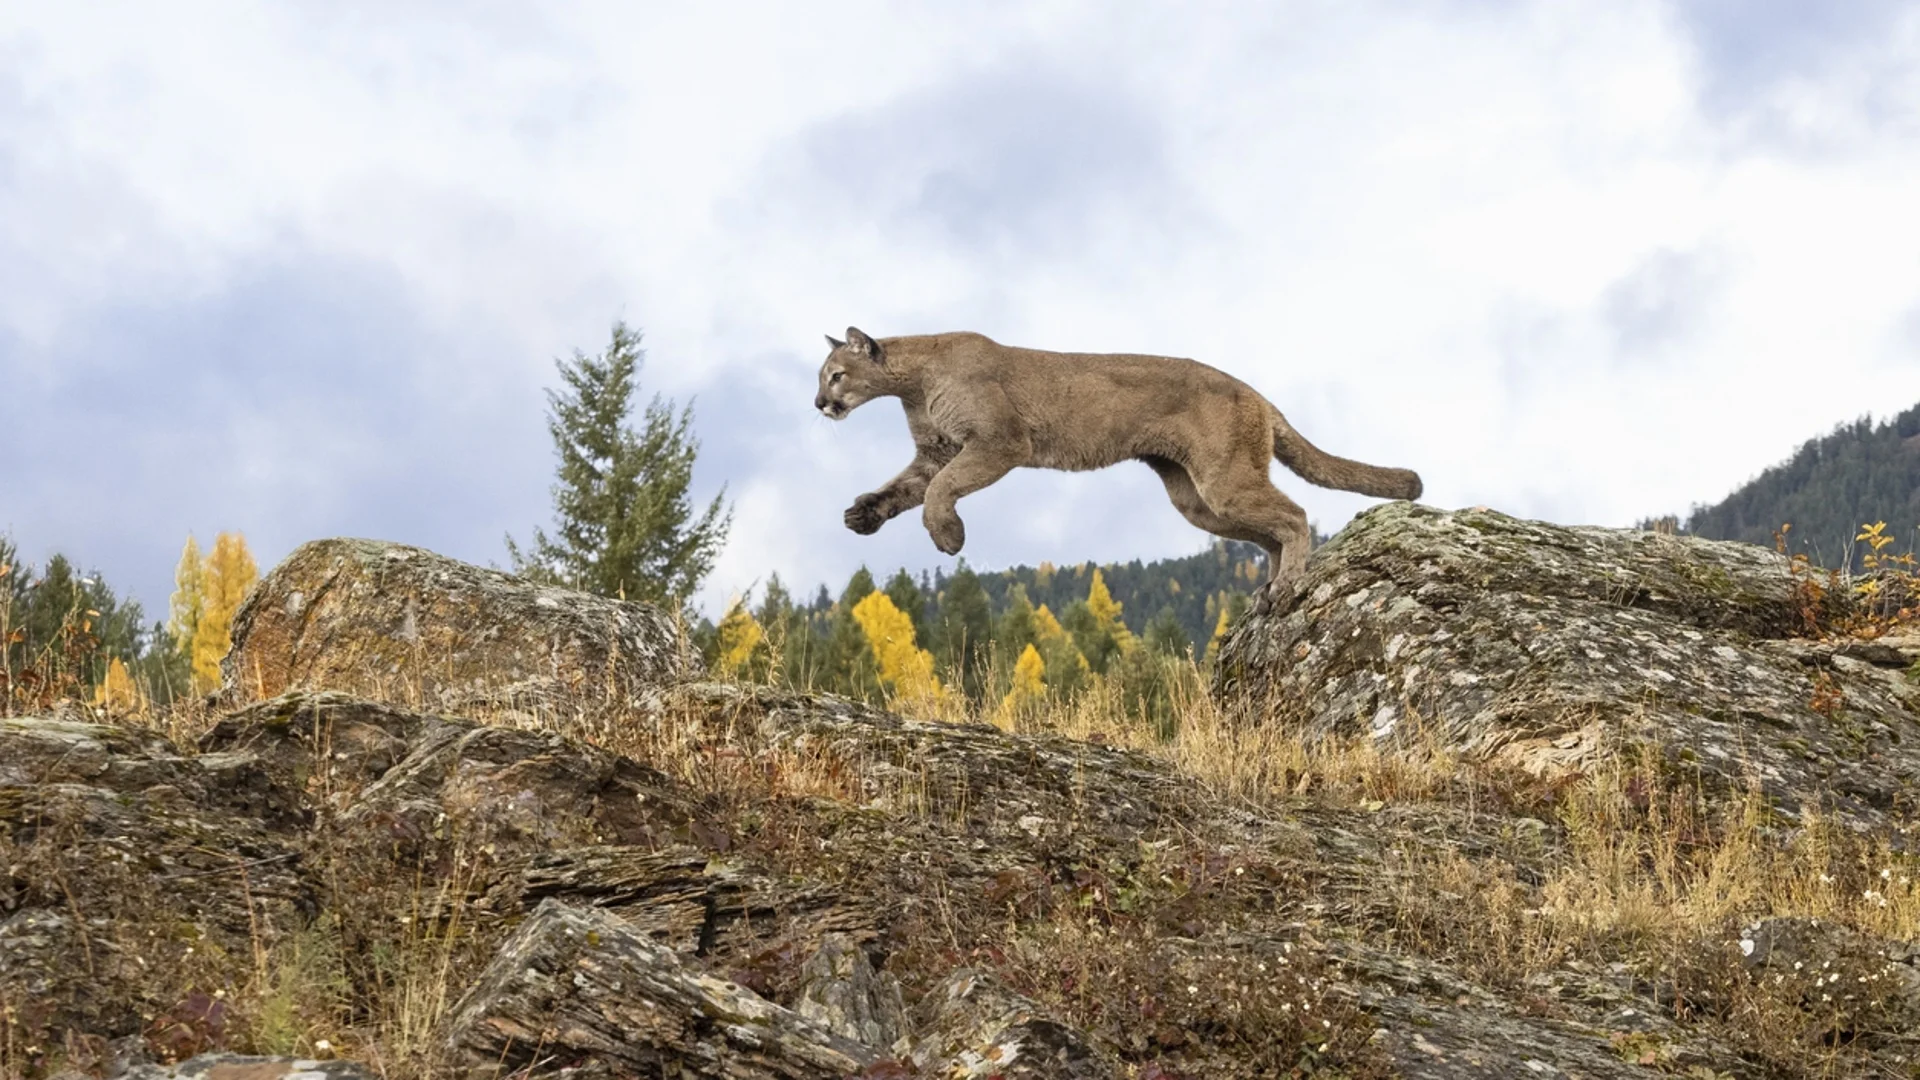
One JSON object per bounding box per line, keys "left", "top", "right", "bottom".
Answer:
{"left": 220, "top": 538, "right": 698, "bottom": 718}
{"left": 1213, "top": 503, "right": 1920, "bottom": 831}
{"left": 0, "top": 717, "right": 314, "bottom": 1050}
{"left": 446, "top": 900, "right": 881, "bottom": 1079}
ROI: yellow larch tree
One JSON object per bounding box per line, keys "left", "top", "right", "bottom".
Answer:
{"left": 714, "top": 598, "right": 766, "bottom": 677}
{"left": 167, "top": 535, "right": 206, "bottom": 667}
{"left": 93, "top": 657, "right": 141, "bottom": 712}
{"left": 1031, "top": 603, "right": 1090, "bottom": 696}
{"left": 1085, "top": 568, "right": 1134, "bottom": 652}
{"left": 999, "top": 642, "right": 1046, "bottom": 720}
{"left": 192, "top": 532, "right": 259, "bottom": 693}
{"left": 1203, "top": 600, "right": 1233, "bottom": 665}
{"left": 851, "top": 591, "right": 943, "bottom": 707}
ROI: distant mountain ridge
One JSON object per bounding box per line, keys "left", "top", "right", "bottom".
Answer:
{"left": 1662, "top": 402, "right": 1920, "bottom": 565}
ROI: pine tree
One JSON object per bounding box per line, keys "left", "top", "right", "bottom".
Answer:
{"left": 0, "top": 544, "right": 147, "bottom": 704}
{"left": 995, "top": 584, "right": 1040, "bottom": 662}
{"left": 823, "top": 568, "right": 881, "bottom": 699}
{"left": 1144, "top": 606, "right": 1189, "bottom": 657}
{"left": 883, "top": 569, "right": 930, "bottom": 646}
{"left": 934, "top": 562, "right": 993, "bottom": 700}
{"left": 508, "top": 321, "right": 731, "bottom": 607}
{"left": 194, "top": 532, "right": 258, "bottom": 694}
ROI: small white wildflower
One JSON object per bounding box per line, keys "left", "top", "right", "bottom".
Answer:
{"left": 1881, "top": 868, "right": 1893, "bottom": 880}
{"left": 315, "top": 1039, "right": 333, "bottom": 1054}
{"left": 1188, "top": 984, "right": 1199, "bottom": 995}
{"left": 1739, "top": 939, "right": 1755, "bottom": 957}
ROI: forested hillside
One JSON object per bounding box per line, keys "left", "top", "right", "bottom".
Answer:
{"left": 1670, "top": 402, "right": 1920, "bottom": 564}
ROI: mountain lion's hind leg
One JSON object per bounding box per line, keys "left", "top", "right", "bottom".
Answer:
{"left": 1143, "top": 456, "right": 1271, "bottom": 547}
{"left": 1191, "top": 461, "right": 1312, "bottom": 614}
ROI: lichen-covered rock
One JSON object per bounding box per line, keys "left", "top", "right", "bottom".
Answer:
{"left": 445, "top": 899, "right": 880, "bottom": 1079}
{"left": 1213, "top": 503, "right": 1920, "bottom": 830}
{"left": 221, "top": 538, "right": 699, "bottom": 719}
{"left": 793, "top": 933, "right": 907, "bottom": 1050}
{"left": 907, "top": 970, "right": 1116, "bottom": 1079}
{"left": 1731, "top": 916, "right": 1920, "bottom": 1046}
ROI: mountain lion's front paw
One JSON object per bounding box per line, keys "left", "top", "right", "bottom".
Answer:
{"left": 844, "top": 494, "right": 887, "bottom": 535}
{"left": 925, "top": 507, "right": 965, "bottom": 555}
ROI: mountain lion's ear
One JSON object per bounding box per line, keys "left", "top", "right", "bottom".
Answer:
{"left": 845, "top": 326, "right": 884, "bottom": 365}
{"left": 825, "top": 333, "right": 846, "bottom": 350}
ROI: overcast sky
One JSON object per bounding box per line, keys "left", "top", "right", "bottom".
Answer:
{"left": 4, "top": 1, "right": 1920, "bottom": 622}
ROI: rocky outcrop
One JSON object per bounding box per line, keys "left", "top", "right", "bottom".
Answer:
{"left": 1213, "top": 502, "right": 1920, "bottom": 831}
{"left": 14, "top": 529, "right": 1920, "bottom": 1077}
{"left": 220, "top": 538, "right": 698, "bottom": 719}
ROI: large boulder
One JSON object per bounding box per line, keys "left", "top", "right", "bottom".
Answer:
{"left": 1212, "top": 503, "right": 1920, "bottom": 830}
{"left": 221, "top": 539, "right": 699, "bottom": 721}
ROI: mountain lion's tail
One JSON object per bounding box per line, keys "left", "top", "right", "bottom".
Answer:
{"left": 1270, "top": 407, "right": 1423, "bottom": 500}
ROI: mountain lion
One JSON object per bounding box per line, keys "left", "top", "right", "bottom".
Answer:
{"left": 814, "top": 327, "right": 1422, "bottom": 603}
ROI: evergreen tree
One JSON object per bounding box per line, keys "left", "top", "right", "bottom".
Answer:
{"left": 1144, "top": 605, "right": 1189, "bottom": 657}
{"left": 508, "top": 321, "right": 732, "bottom": 607}
{"left": 0, "top": 540, "right": 147, "bottom": 706}
{"left": 823, "top": 568, "right": 881, "bottom": 699}
{"left": 995, "top": 584, "right": 1040, "bottom": 662}
{"left": 134, "top": 621, "right": 193, "bottom": 705}
{"left": 933, "top": 561, "right": 993, "bottom": 700}
{"left": 883, "top": 568, "right": 930, "bottom": 646}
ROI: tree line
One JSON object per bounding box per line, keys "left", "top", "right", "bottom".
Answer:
{"left": 1646, "top": 401, "right": 1920, "bottom": 567}
{"left": 1, "top": 531, "right": 257, "bottom": 713}
{"left": 699, "top": 547, "right": 1261, "bottom": 729}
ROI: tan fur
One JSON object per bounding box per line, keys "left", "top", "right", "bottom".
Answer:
{"left": 814, "top": 327, "right": 1422, "bottom": 600}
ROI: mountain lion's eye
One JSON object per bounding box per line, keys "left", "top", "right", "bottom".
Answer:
{"left": 829, "top": 372, "right": 844, "bottom": 384}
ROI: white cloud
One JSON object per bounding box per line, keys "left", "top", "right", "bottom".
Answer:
{"left": 1, "top": 1, "right": 1918, "bottom": 617}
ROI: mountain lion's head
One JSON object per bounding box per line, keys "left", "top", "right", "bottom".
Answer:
{"left": 814, "top": 327, "right": 886, "bottom": 420}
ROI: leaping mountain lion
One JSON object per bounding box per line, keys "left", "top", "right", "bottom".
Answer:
{"left": 813, "top": 327, "right": 1422, "bottom": 605}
